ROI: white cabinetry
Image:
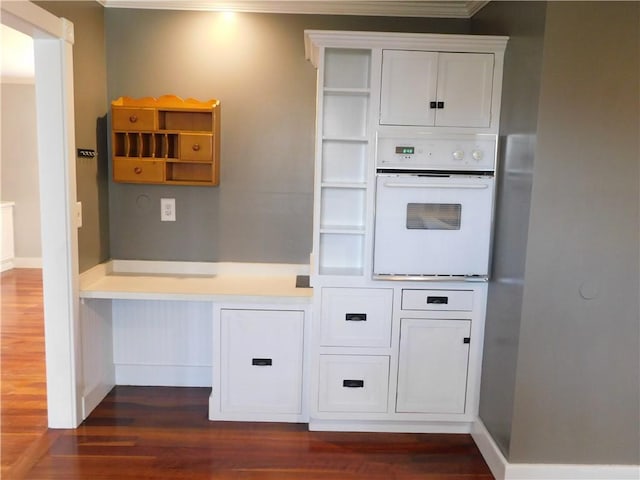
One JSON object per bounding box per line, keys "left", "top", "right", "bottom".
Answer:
{"left": 321, "top": 287, "right": 392, "bottom": 347}
{"left": 310, "top": 283, "right": 488, "bottom": 432}
{"left": 380, "top": 50, "right": 495, "bottom": 128}
{"left": 210, "top": 306, "right": 308, "bottom": 422}
{"left": 304, "top": 30, "right": 505, "bottom": 433}
{"left": 318, "top": 354, "right": 389, "bottom": 413}
{"left": 396, "top": 319, "right": 471, "bottom": 414}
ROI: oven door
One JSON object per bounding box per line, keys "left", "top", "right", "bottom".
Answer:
{"left": 373, "top": 173, "right": 494, "bottom": 278}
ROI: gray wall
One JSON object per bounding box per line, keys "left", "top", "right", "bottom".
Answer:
{"left": 509, "top": 1, "right": 639, "bottom": 464}
{"left": 37, "top": 1, "right": 110, "bottom": 273}
{"left": 0, "top": 82, "right": 42, "bottom": 261}
{"left": 471, "top": 2, "right": 547, "bottom": 456}
{"left": 475, "top": 0, "right": 639, "bottom": 465}
{"left": 105, "top": 10, "right": 469, "bottom": 263}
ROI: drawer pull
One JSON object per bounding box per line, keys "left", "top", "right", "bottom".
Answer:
{"left": 343, "top": 379, "right": 364, "bottom": 388}
{"left": 463, "top": 337, "right": 471, "bottom": 344}
{"left": 134, "top": 167, "right": 142, "bottom": 174}
{"left": 427, "top": 296, "right": 448, "bottom": 305}
{"left": 192, "top": 143, "right": 200, "bottom": 152}
{"left": 251, "top": 358, "right": 272, "bottom": 366}
{"left": 129, "top": 115, "right": 138, "bottom": 123}
{"left": 345, "top": 313, "right": 367, "bottom": 322}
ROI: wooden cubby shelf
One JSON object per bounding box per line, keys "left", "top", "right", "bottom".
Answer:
{"left": 111, "top": 95, "right": 221, "bottom": 186}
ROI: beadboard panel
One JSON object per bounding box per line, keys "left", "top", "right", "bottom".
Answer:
{"left": 80, "top": 299, "right": 115, "bottom": 419}
{"left": 112, "top": 300, "right": 212, "bottom": 386}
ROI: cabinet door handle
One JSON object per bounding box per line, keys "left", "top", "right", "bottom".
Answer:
{"left": 129, "top": 115, "right": 138, "bottom": 123}
{"left": 463, "top": 337, "right": 471, "bottom": 344}
{"left": 437, "top": 101, "right": 445, "bottom": 109}
{"left": 345, "top": 313, "right": 367, "bottom": 322}
{"left": 192, "top": 143, "right": 200, "bottom": 152}
{"left": 343, "top": 379, "right": 364, "bottom": 388}
{"left": 429, "top": 101, "right": 437, "bottom": 109}
{"left": 133, "top": 167, "right": 142, "bottom": 174}
{"left": 251, "top": 358, "right": 272, "bottom": 366}
{"left": 427, "top": 296, "right": 448, "bottom": 305}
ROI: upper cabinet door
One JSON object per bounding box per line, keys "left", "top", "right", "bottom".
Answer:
{"left": 379, "top": 50, "right": 494, "bottom": 128}
{"left": 379, "top": 50, "right": 438, "bottom": 126}
{"left": 435, "top": 52, "right": 494, "bottom": 128}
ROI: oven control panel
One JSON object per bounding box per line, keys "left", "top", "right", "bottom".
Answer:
{"left": 376, "top": 133, "right": 497, "bottom": 171}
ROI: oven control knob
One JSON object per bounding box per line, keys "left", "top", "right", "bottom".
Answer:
{"left": 452, "top": 150, "right": 465, "bottom": 160}
{"left": 472, "top": 149, "right": 484, "bottom": 161}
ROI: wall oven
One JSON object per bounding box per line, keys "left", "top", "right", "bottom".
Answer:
{"left": 373, "top": 133, "right": 497, "bottom": 279}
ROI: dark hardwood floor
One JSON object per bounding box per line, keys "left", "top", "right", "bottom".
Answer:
{"left": 1, "top": 268, "right": 494, "bottom": 480}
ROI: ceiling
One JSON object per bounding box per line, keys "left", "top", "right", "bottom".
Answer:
{"left": 1, "top": 1, "right": 488, "bottom": 82}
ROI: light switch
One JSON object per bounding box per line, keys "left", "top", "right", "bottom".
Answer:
{"left": 160, "top": 198, "right": 176, "bottom": 222}
{"left": 75, "top": 201, "right": 82, "bottom": 228}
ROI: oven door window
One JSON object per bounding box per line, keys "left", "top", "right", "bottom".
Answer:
{"left": 406, "top": 203, "right": 461, "bottom": 230}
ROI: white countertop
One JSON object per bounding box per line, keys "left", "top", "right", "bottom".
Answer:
{"left": 79, "top": 261, "right": 313, "bottom": 303}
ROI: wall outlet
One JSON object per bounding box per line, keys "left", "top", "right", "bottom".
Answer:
{"left": 160, "top": 198, "right": 176, "bottom": 222}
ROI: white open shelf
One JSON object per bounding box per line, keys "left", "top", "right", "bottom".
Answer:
{"left": 316, "top": 47, "right": 372, "bottom": 279}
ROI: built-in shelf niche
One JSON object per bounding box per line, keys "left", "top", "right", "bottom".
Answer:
{"left": 316, "top": 48, "right": 372, "bottom": 279}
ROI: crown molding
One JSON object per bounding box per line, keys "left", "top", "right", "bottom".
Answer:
{"left": 99, "top": 1, "right": 490, "bottom": 19}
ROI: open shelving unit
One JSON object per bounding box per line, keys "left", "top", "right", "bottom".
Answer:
{"left": 314, "top": 48, "right": 373, "bottom": 278}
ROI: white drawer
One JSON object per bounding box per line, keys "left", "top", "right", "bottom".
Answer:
{"left": 318, "top": 355, "right": 389, "bottom": 413}
{"left": 220, "top": 309, "right": 304, "bottom": 414}
{"left": 321, "top": 288, "right": 393, "bottom": 347}
{"left": 401, "top": 289, "right": 473, "bottom": 311}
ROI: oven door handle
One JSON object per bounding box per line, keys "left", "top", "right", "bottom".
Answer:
{"left": 382, "top": 181, "right": 489, "bottom": 190}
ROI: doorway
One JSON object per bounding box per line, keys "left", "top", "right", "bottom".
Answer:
{"left": 1, "top": 1, "right": 81, "bottom": 428}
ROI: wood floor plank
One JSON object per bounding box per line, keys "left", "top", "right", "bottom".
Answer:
{"left": 1, "top": 268, "right": 494, "bottom": 480}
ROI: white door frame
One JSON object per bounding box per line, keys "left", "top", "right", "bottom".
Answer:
{"left": 1, "top": 1, "right": 81, "bottom": 428}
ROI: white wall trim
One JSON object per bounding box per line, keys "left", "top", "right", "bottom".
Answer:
{"left": 471, "top": 419, "right": 509, "bottom": 480}
{"left": 309, "top": 419, "right": 472, "bottom": 433}
{"left": 472, "top": 420, "right": 640, "bottom": 480}
{"left": 14, "top": 257, "right": 43, "bottom": 268}
{"left": 81, "top": 380, "right": 113, "bottom": 420}
{"left": 115, "top": 364, "right": 212, "bottom": 387}
{"left": 100, "top": 0, "right": 489, "bottom": 19}
{"left": 2, "top": 1, "right": 82, "bottom": 429}
{"left": 1, "top": 260, "right": 14, "bottom": 272}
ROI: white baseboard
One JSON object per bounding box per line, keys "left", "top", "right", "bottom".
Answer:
{"left": 1, "top": 259, "right": 14, "bottom": 272}
{"left": 309, "top": 418, "right": 472, "bottom": 433}
{"left": 472, "top": 420, "right": 640, "bottom": 480}
{"left": 115, "top": 364, "right": 212, "bottom": 387}
{"left": 472, "top": 419, "right": 509, "bottom": 479}
{"left": 14, "top": 257, "right": 42, "bottom": 268}
{"left": 82, "top": 381, "right": 114, "bottom": 420}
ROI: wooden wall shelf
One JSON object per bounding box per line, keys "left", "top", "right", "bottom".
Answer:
{"left": 111, "top": 95, "right": 221, "bottom": 186}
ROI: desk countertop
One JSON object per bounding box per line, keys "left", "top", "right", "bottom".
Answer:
{"left": 80, "top": 272, "right": 313, "bottom": 303}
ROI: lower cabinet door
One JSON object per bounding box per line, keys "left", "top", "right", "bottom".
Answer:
{"left": 220, "top": 309, "right": 304, "bottom": 414}
{"left": 396, "top": 319, "right": 471, "bottom": 414}
{"left": 318, "top": 355, "right": 389, "bottom": 413}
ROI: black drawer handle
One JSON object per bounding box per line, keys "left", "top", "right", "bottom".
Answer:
{"left": 345, "top": 313, "right": 367, "bottom": 322}
{"left": 343, "top": 379, "right": 364, "bottom": 388}
{"left": 463, "top": 337, "right": 471, "bottom": 344}
{"left": 251, "top": 358, "right": 272, "bottom": 366}
{"left": 427, "top": 296, "right": 449, "bottom": 305}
